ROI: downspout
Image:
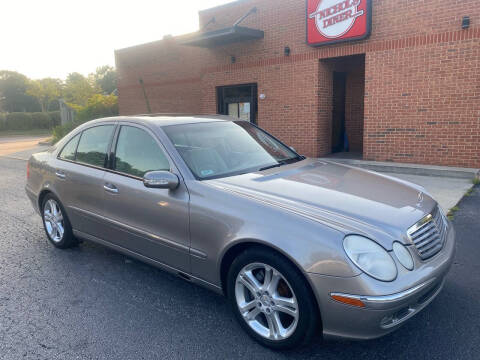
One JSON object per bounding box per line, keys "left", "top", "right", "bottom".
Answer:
{"left": 138, "top": 78, "right": 152, "bottom": 114}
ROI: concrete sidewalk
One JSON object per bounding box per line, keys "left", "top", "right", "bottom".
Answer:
{"left": 380, "top": 172, "right": 473, "bottom": 211}
{"left": 322, "top": 157, "right": 477, "bottom": 211}
{"left": 0, "top": 135, "right": 49, "bottom": 157}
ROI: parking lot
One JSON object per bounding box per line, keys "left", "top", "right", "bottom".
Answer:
{"left": 0, "top": 150, "right": 479, "bottom": 359}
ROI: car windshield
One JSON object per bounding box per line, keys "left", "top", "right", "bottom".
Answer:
{"left": 163, "top": 121, "right": 303, "bottom": 180}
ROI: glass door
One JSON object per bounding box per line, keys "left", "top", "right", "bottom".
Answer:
{"left": 217, "top": 84, "right": 257, "bottom": 123}
{"left": 228, "top": 102, "right": 251, "bottom": 121}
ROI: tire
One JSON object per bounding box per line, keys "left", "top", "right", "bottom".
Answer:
{"left": 227, "top": 246, "right": 320, "bottom": 350}
{"left": 41, "top": 193, "right": 77, "bottom": 249}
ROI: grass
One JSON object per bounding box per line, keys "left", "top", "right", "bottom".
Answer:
{"left": 447, "top": 205, "right": 460, "bottom": 220}
{"left": 0, "top": 129, "right": 52, "bottom": 137}
{"left": 447, "top": 179, "right": 478, "bottom": 218}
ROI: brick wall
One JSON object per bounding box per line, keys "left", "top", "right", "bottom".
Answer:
{"left": 116, "top": 0, "right": 480, "bottom": 167}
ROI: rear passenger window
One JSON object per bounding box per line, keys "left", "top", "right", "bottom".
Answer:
{"left": 114, "top": 126, "right": 170, "bottom": 178}
{"left": 59, "top": 134, "right": 80, "bottom": 161}
{"left": 76, "top": 125, "right": 114, "bottom": 167}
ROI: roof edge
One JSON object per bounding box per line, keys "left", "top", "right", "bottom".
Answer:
{"left": 199, "top": 0, "right": 250, "bottom": 14}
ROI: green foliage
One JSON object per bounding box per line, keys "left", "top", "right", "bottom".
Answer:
{"left": 6, "top": 112, "right": 32, "bottom": 130}
{"left": 27, "top": 78, "right": 63, "bottom": 112}
{"left": 0, "top": 66, "right": 116, "bottom": 115}
{"left": 49, "top": 110, "right": 61, "bottom": 126}
{"left": 447, "top": 205, "right": 460, "bottom": 220}
{"left": 0, "top": 113, "right": 6, "bottom": 130}
{"left": 75, "top": 94, "right": 118, "bottom": 122}
{"left": 0, "top": 71, "right": 40, "bottom": 112}
{"left": 92, "top": 66, "right": 117, "bottom": 95}
{"left": 1, "top": 111, "right": 61, "bottom": 131}
{"left": 52, "top": 121, "right": 76, "bottom": 143}
{"left": 64, "top": 72, "right": 97, "bottom": 106}
{"left": 473, "top": 178, "right": 480, "bottom": 186}
{"left": 52, "top": 94, "right": 118, "bottom": 143}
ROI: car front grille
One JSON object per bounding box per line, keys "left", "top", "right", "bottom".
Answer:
{"left": 407, "top": 206, "right": 448, "bottom": 260}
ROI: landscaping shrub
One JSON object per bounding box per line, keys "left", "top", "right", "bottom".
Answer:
{"left": 0, "top": 113, "right": 6, "bottom": 131}
{"left": 52, "top": 94, "right": 118, "bottom": 143}
{"left": 74, "top": 94, "right": 118, "bottom": 122}
{"left": 5, "top": 112, "right": 32, "bottom": 130}
{"left": 30, "top": 112, "right": 52, "bottom": 129}
{"left": 49, "top": 111, "right": 61, "bottom": 127}
{"left": 0, "top": 111, "right": 62, "bottom": 131}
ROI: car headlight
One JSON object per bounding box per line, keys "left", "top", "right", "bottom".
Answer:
{"left": 343, "top": 235, "right": 397, "bottom": 282}
{"left": 392, "top": 242, "right": 414, "bottom": 270}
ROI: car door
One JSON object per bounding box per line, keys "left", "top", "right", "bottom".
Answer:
{"left": 53, "top": 123, "right": 116, "bottom": 238}
{"left": 101, "top": 123, "right": 190, "bottom": 272}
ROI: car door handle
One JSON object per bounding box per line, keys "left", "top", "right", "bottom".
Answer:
{"left": 55, "top": 170, "right": 66, "bottom": 179}
{"left": 103, "top": 183, "right": 119, "bottom": 194}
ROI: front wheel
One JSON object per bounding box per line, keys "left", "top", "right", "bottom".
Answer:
{"left": 227, "top": 247, "right": 320, "bottom": 349}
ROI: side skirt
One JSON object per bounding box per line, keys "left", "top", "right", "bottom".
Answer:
{"left": 73, "top": 229, "right": 223, "bottom": 295}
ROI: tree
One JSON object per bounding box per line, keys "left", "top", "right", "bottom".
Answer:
{"left": 0, "top": 71, "right": 40, "bottom": 112}
{"left": 92, "top": 65, "right": 117, "bottom": 95}
{"left": 63, "top": 72, "right": 97, "bottom": 106}
{"left": 27, "top": 78, "right": 63, "bottom": 112}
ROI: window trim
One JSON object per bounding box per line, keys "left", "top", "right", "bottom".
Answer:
{"left": 109, "top": 123, "right": 173, "bottom": 181}
{"left": 58, "top": 133, "right": 81, "bottom": 161}
{"left": 56, "top": 123, "right": 117, "bottom": 172}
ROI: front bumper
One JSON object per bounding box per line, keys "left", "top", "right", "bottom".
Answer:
{"left": 308, "top": 223, "right": 455, "bottom": 340}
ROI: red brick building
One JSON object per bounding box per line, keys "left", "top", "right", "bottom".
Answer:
{"left": 115, "top": 0, "right": 480, "bottom": 168}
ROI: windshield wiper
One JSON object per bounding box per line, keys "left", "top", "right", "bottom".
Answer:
{"left": 258, "top": 162, "right": 285, "bottom": 171}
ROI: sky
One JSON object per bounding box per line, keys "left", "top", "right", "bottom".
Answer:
{"left": 0, "top": 0, "right": 233, "bottom": 80}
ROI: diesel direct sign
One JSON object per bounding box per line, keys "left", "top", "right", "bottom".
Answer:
{"left": 307, "top": 0, "right": 371, "bottom": 46}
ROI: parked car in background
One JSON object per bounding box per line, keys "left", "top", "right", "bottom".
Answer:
{"left": 25, "top": 115, "right": 455, "bottom": 349}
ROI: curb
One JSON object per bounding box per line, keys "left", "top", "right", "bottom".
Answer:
{"left": 321, "top": 158, "right": 480, "bottom": 180}
{"left": 38, "top": 139, "right": 53, "bottom": 146}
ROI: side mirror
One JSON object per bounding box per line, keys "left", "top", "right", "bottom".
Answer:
{"left": 143, "top": 171, "right": 179, "bottom": 190}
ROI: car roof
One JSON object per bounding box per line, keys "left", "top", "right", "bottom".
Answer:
{"left": 88, "top": 114, "right": 237, "bottom": 127}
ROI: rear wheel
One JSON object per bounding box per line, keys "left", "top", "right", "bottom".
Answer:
{"left": 41, "top": 194, "right": 77, "bottom": 249}
{"left": 227, "top": 247, "right": 319, "bottom": 349}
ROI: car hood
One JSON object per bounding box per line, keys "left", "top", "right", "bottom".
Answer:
{"left": 207, "top": 159, "right": 436, "bottom": 248}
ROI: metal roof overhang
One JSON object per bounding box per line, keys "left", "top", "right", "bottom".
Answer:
{"left": 180, "top": 26, "right": 264, "bottom": 48}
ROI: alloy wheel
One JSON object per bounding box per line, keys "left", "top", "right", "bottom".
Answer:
{"left": 43, "top": 199, "right": 65, "bottom": 243}
{"left": 235, "top": 262, "right": 299, "bottom": 341}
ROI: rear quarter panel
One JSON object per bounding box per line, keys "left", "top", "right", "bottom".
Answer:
{"left": 26, "top": 150, "right": 57, "bottom": 212}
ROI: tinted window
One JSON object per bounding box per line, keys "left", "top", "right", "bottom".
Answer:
{"left": 114, "top": 126, "right": 170, "bottom": 178}
{"left": 59, "top": 134, "right": 80, "bottom": 161}
{"left": 76, "top": 125, "right": 114, "bottom": 167}
{"left": 163, "top": 121, "right": 300, "bottom": 180}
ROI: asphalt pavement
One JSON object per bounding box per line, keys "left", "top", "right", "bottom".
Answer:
{"left": 0, "top": 154, "right": 479, "bottom": 359}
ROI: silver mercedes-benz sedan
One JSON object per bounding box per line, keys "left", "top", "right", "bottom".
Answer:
{"left": 26, "top": 115, "right": 455, "bottom": 349}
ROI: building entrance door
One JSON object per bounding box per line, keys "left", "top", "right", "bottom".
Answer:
{"left": 217, "top": 84, "right": 257, "bottom": 123}
{"left": 321, "top": 54, "right": 365, "bottom": 157}
{"left": 332, "top": 72, "right": 347, "bottom": 153}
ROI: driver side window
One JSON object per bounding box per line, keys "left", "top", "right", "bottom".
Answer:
{"left": 114, "top": 126, "right": 170, "bottom": 178}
